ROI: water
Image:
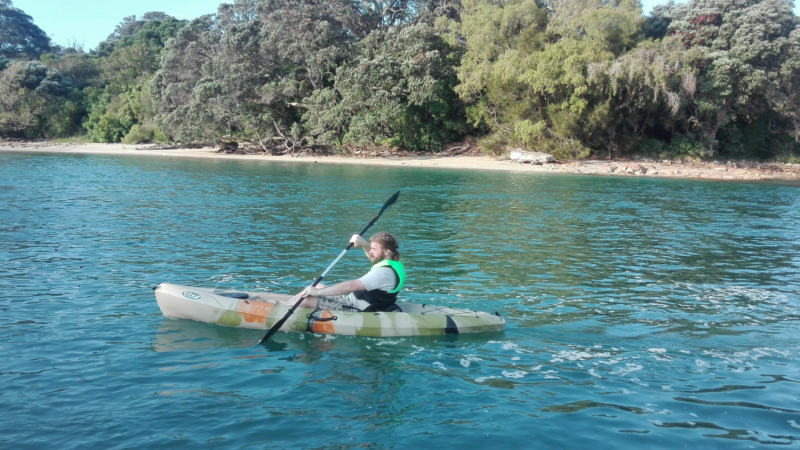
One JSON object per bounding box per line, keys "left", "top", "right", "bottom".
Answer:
{"left": 1, "top": 151, "right": 799, "bottom": 448}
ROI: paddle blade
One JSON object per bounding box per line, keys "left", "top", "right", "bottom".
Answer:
{"left": 379, "top": 191, "right": 400, "bottom": 216}
{"left": 259, "top": 322, "right": 283, "bottom": 344}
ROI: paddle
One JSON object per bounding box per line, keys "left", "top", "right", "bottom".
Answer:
{"left": 258, "top": 191, "right": 400, "bottom": 344}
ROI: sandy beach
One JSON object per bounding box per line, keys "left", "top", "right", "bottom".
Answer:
{"left": 2, "top": 141, "right": 800, "bottom": 182}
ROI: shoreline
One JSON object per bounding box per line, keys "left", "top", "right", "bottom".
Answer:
{"left": 2, "top": 141, "right": 800, "bottom": 182}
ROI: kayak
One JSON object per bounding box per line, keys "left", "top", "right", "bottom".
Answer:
{"left": 154, "top": 283, "right": 505, "bottom": 337}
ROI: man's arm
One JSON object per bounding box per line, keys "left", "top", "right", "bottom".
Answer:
{"left": 305, "top": 278, "right": 365, "bottom": 298}
{"left": 350, "top": 234, "right": 369, "bottom": 258}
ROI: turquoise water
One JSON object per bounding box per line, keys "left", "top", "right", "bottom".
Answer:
{"left": 1, "top": 151, "right": 799, "bottom": 448}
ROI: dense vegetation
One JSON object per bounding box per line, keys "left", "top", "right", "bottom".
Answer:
{"left": 1, "top": 0, "right": 798, "bottom": 161}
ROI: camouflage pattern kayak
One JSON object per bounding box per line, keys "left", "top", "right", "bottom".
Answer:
{"left": 154, "top": 283, "right": 505, "bottom": 337}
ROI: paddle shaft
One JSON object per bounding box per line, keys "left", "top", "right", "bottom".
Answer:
{"left": 259, "top": 191, "right": 399, "bottom": 344}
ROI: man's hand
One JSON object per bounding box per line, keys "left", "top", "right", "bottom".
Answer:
{"left": 349, "top": 234, "right": 369, "bottom": 249}
{"left": 301, "top": 285, "right": 322, "bottom": 298}
{"left": 301, "top": 279, "right": 366, "bottom": 299}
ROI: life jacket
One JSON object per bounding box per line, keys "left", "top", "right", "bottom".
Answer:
{"left": 355, "top": 259, "right": 405, "bottom": 312}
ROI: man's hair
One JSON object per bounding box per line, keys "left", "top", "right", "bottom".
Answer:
{"left": 370, "top": 232, "right": 400, "bottom": 260}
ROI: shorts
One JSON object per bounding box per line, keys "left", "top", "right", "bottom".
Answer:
{"left": 316, "top": 293, "right": 370, "bottom": 312}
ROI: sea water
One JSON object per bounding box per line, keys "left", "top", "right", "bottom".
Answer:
{"left": 1, "top": 151, "right": 798, "bottom": 448}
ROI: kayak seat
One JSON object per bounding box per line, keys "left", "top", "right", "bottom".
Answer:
{"left": 363, "top": 303, "right": 402, "bottom": 313}
{"left": 218, "top": 291, "right": 249, "bottom": 299}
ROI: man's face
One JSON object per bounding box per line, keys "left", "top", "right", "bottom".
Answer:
{"left": 367, "top": 240, "right": 387, "bottom": 264}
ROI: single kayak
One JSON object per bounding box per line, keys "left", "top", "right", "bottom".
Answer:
{"left": 154, "top": 283, "right": 505, "bottom": 337}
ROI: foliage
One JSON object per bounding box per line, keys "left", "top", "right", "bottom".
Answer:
{"left": 96, "top": 12, "right": 183, "bottom": 57}
{"left": 642, "top": 4, "right": 672, "bottom": 39}
{"left": 98, "top": 14, "right": 186, "bottom": 89}
{"left": 775, "top": 149, "right": 800, "bottom": 164}
{"left": 0, "top": 0, "right": 50, "bottom": 59}
{"left": 344, "top": 0, "right": 459, "bottom": 32}
{"left": 152, "top": 0, "right": 358, "bottom": 150}
{"left": 454, "top": 0, "right": 642, "bottom": 159}
{"left": 1, "top": 0, "right": 799, "bottom": 162}
{"left": 588, "top": 38, "right": 701, "bottom": 157}
{"left": 40, "top": 51, "right": 101, "bottom": 90}
{"left": 303, "top": 22, "right": 469, "bottom": 151}
{"left": 717, "top": 114, "right": 799, "bottom": 160}
{"left": 121, "top": 123, "right": 166, "bottom": 144}
{"left": 770, "top": 22, "right": 800, "bottom": 144}
{"left": 665, "top": 0, "right": 799, "bottom": 156}
{"left": 83, "top": 86, "right": 142, "bottom": 142}
{"left": 0, "top": 62, "right": 39, "bottom": 136}
{"left": 0, "top": 60, "right": 82, "bottom": 138}
{"left": 82, "top": 13, "right": 186, "bottom": 142}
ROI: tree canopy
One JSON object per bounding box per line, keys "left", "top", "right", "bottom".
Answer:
{"left": 152, "top": 0, "right": 358, "bottom": 150}
{"left": 1, "top": 0, "right": 798, "bottom": 162}
{"left": 663, "top": 0, "right": 800, "bottom": 157}
{"left": 0, "top": 60, "right": 80, "bottom": 138}
{"left": 303, "top": 22, "right": 468, "bottom": 151}
{"left": 454, "top": 0, "right": 644, "bottom": 159}
{"left": 84, "top": 13, "right": 187, "bottom": 143}
{"left": 0, "top": 0, "right": 51, "bottom": 59}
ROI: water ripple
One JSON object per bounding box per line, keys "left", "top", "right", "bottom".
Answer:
{"left": 1, "top": 153, "right": 798, "bottom": 448}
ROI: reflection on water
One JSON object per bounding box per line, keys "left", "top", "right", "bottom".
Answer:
{"left": 153, "top": 319, "right": 263, "bottom": 351}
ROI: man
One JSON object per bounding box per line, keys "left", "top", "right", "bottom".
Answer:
{"left": 285, "top": 232, "right": 405, "bottom": 312}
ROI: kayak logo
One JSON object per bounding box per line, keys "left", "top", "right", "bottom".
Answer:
{"left": 182, "top": 291, "right": 202, "bottom": 300}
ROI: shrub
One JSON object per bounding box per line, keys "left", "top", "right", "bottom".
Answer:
{"left": 121, "top": 124, "right": 153, "bottom": 144}
{"left": 121, "top": 123, "right": 169, "bottom": 144}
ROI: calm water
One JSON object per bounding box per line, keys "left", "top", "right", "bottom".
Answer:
{"left": 1, "top": 151, "right": 799, "bottom": 448}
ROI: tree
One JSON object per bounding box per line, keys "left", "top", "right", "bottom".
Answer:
{"left": 773, "top": 27, "right": 800, "bottom": 143}
{"left": 152, "top": 0, "right": 358, "bottom": 150}
{"left": 587, "top": 35, "right": 702, "bottom": 158}
{"left": 349, "top": 0, "right": 457, "bottom": 31}
{"left": 642, "top": 4, "right": 672, "bottom": 39}
{"left": 454, "top": 0, "right": 643, "bottom": 159}
{"left": 96, "top": 11, "right": 178, "bottom": 56}
{"left": 0, "top": 62, "right": 39, "bottom": 136}
{"left": 40, "top": 50, "right": 101, "bottom": 90}
{"left": 303, "top": 22, "right": 469, "bottom": 151}
{"left": 0, "top": 0, "right": 51, "bottom": 59}
{"left": 0, "top": 60, "right": 81, "bottom": 138}
{"left": 83, "top": 13, "right": 186, "bottom": 142}
{"left": 666, "top": 0, "right": 799, "bottom": 156}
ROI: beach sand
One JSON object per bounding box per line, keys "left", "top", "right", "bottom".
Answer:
{"left": 2, "top": 141, "right": 800, "bottom": 182}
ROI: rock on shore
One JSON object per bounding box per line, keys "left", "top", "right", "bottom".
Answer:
{"left": 509, "top": 150, "right": 556, "bottom": 165}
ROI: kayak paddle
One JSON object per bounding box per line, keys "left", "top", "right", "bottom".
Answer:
{"left": 258, "top": 191, "right": 400, "bottom": 344}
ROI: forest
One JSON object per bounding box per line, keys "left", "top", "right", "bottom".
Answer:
{"left": 1, "top": 0, "right": 798, "bottom": 161}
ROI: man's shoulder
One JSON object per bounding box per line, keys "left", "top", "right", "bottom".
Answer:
{"left": 360, "top": 265, "right": 397, "bottom": 290}
{"left": 363, "top": 265, "right": 394, "bottom": 278}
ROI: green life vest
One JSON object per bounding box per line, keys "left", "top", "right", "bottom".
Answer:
{"left": 372, "top": 259, "right": 405, "bottom": 293}
{"left": 354, "top": 259, "right": 406, "bottom": 311}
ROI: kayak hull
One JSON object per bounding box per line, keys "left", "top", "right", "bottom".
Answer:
{"left": 154, "top": 283, "right": 505, "bottom": 337}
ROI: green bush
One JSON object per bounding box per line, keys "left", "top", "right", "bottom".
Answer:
{"left": 121, "top": 123, "right": 168, "bottom": 144}
{"left": 546, "top": 139, "right": 592, "bottom": 161}
{"left": 638, "top": 138, "right": 667, "bottom": 158}
{"left": 663, "top": 134, "right": 711, "bottom": 159}
{"left": 121, "top": 124, "right": 153, "bottom": 144}
{"left": 775, "top": 150, "right": 800, "bottom": 164}
{"left": 476, "top": 133, "right": 506, "bottom": 156}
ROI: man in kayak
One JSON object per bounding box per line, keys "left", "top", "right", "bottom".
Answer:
{"left": 283, "top": 232, "right": 405, "bottom": 312}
